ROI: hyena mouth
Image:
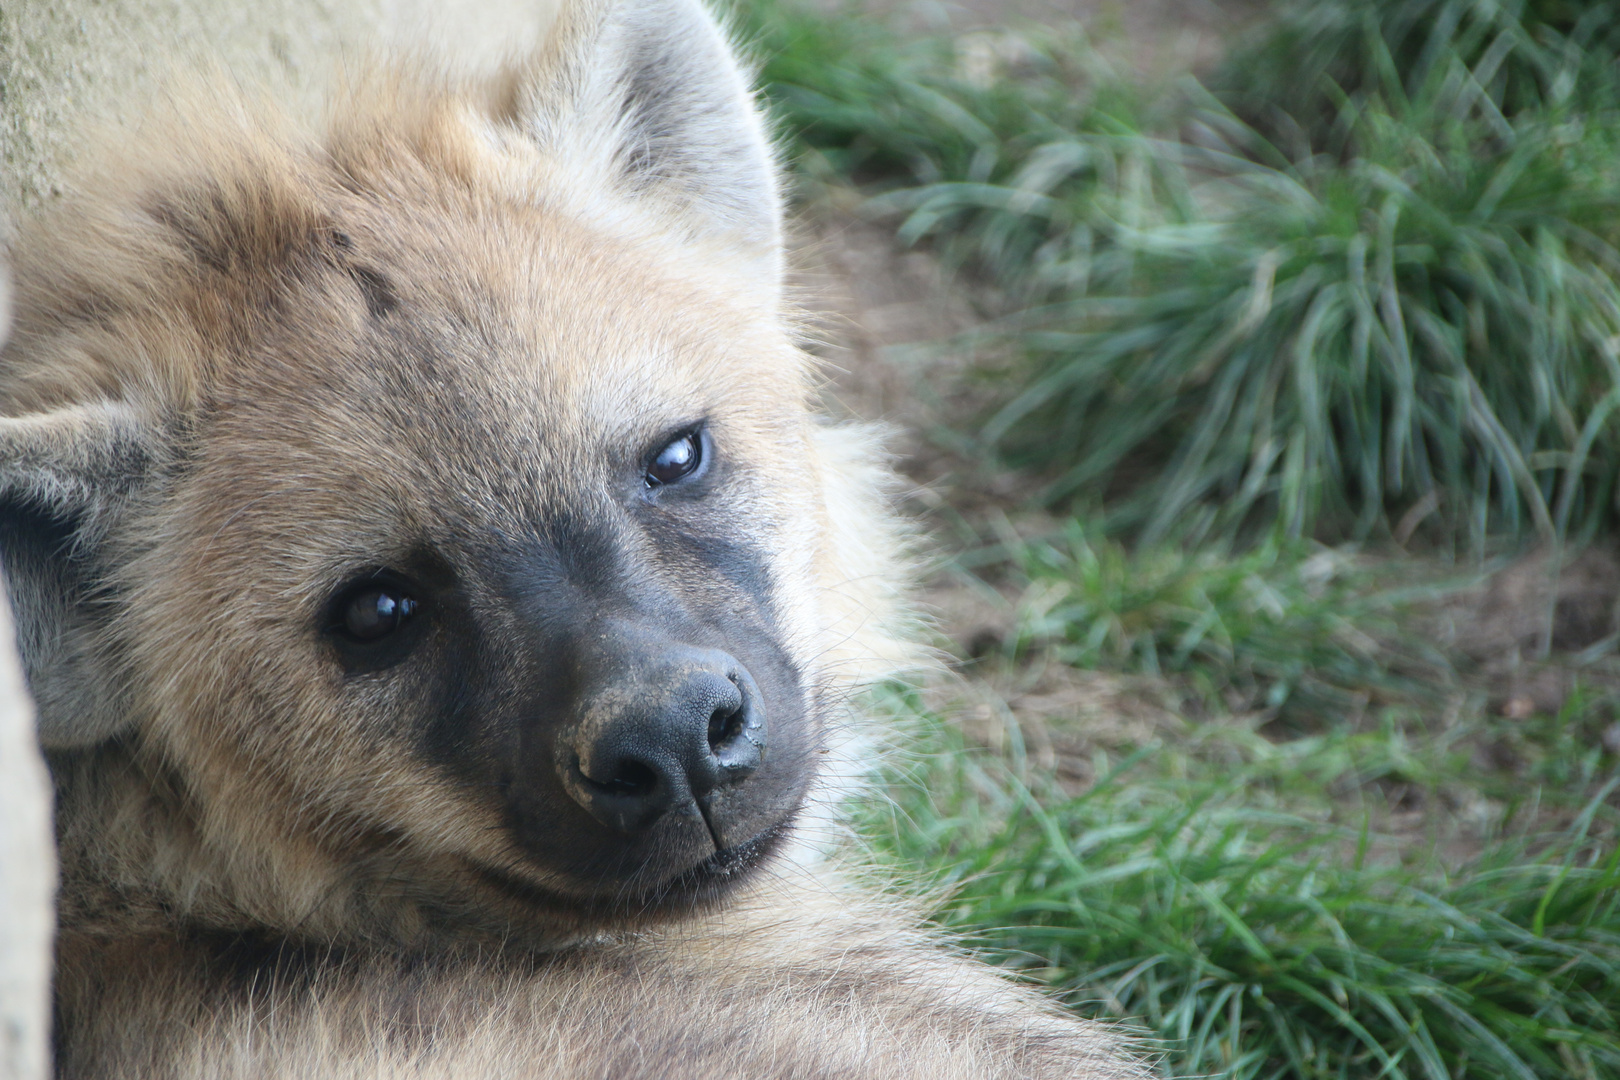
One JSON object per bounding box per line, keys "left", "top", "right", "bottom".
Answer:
{"left": 602, "top": 816, "right": 797, "bottom": 915}
{"left": 469, "top": 817, "right": 793, "bottom": 920}
{"left": 672, "top": 818, "right": 793, "bottom": 890}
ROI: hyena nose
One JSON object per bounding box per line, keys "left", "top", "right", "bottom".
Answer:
{"left": 561, "top": 651, "right": 766, "bottom": 837}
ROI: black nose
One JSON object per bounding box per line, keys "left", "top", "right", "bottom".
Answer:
{"left": 560, "top": 648, "right": 766, "bottom": 836}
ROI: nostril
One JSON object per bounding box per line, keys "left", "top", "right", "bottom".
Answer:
{"left": 707, "top": 702, "right": 747, "bottom": 754}
{"left": 704, "top": 672, "right": 763, "bottom": 787}
{"left": 566, "top": 749, "right": 676, "bottom": 835}
{"left": 583, "top": 758, "right": 659, "bottom": 798}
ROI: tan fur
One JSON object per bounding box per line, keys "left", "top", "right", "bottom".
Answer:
{"left": 0, "top": 3, "right": 1148, "bottom": 1076}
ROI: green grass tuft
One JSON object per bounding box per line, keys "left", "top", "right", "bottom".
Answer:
{"left": 734, "top": 0, "right": 1177, "bottom": 296}
{"left": 868, "top": 695, "right": 1620, "bottom": 1080}
{"left": 741, "top": 0, "right": 1620, "bottom": 547}
{"left": 987, "top": 94, "right": 1620, "bottom": 546}
{"left": 1221, "top": 0, "right": 1620, "bottom": 148}
{"left": 992, "top": 521, "right": 1451, "bottom": 719}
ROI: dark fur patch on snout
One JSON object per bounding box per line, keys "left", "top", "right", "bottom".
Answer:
{"left": 363, "top": 498, "right": 816, "bottom": 914}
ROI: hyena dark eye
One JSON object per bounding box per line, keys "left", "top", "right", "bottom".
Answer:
{"left": 341, "top": 587, "right": 418, "bottom": 641}
{"left": 645, "top": 428, "right": 704, "bottom": 487}
{"left": 325, "top": 574, "right": 426, "bottom": 672}
{"left": 325, "top": 569, "right": 437, "bottom": 670}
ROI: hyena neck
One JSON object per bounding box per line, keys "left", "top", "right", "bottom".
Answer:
{"left": 54, "top": 741, "right": 381, "bottom": 944}
{"left": 50, "top": 740, "right": 582, "bottom": 953}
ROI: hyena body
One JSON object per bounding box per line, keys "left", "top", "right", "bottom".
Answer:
{"left": 0, "top": 0, "right": 1145, "bottom": 1075}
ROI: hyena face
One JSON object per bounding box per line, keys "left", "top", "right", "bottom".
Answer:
{"left": 0, "top": 0, "right": 902, "bottom": 944}
{"left": 126, "top": 189, "right": 821, "bottom": 917}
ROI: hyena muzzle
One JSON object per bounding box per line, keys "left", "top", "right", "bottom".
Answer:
{"left": 0, "top": 0, "right": 1148, "bottom": 1076}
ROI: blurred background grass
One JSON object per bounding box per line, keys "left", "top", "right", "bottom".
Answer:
{"left": 733, "top": 0, "right": 1620, "bottom": 1076}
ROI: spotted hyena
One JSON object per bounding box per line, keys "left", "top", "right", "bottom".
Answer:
{"left": 0, "top": 0, "right": 1145, "bottom": 1075}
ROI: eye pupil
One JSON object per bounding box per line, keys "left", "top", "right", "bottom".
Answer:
{"left": 343, "top": 587, "right": 416, "bottom": 641}
{"left": 646, "top": 431, "right": 702, "bottom": 486}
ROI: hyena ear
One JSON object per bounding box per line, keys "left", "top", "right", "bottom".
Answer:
{"left": 0, "top": 400, "right": 160, "bottom": 748}
{"left": 516, "top": 0, "right": 784, "bottom": 290}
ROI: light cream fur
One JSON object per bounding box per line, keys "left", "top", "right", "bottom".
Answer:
{"left": 0, "top": 582, "right": 54, "bottom": 1080}
{"left": 0, "top": 0, "right": 1149, "bottom": 1076}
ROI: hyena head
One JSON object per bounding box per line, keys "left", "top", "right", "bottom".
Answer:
{"left": 0, "top": 0, "right": 909, "bottom": 945}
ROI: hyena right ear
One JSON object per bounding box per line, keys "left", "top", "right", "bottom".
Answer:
{"left": 0, "top": 400, "right": 160, "bottom": 748}
{"left": 515, "top": 0, "right": 784, "bottom": 292}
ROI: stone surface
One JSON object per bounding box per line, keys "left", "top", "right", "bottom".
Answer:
{"left": 0, "top": 0, "right": 558, "bottom": 239}
{"left": 0, "top": 577, "right": 51, "bottom": 1080}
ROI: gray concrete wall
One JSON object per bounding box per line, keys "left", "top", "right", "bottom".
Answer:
{"left": 0, "top": 3, "right": 554, "bottom": 1076}
{"left": 1, "top": 0, "right": 557, "bottom": 236}
{"left": 0, "top": 575, "right": 51, "bottom": 1080}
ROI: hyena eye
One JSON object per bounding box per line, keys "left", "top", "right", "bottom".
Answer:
{"left": 327, "top": 575, "right": 421, "bottom": 645}
{"left": 324, "top": 572, "right": 430, "bottom": 673}
{"left": 645, "top": 428, "right": 704, "bottom": 487}
{"left": 341, "top": 587, "right": 418, "bottom": 641}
